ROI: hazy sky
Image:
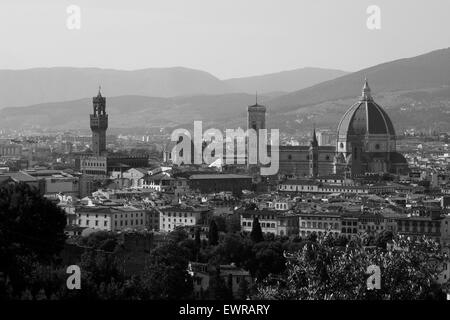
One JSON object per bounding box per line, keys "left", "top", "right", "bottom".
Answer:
{"left": 0, "top": 0, "right": 449, "bottom": 79}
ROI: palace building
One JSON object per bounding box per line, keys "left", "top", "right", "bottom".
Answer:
{"left": 75, "top": 88, "right": 148, "bottom": 177}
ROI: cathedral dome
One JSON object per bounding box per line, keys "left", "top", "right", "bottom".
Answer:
{"left": 337, "top": 79, "right": 395, "bottom": 138}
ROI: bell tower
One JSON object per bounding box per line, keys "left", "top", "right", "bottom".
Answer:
{"left": 247, "top": 93, "right": 266, "bottom": 132}
{"left": 309, "top": 127, "right": 319, "bottom": 178}
{"left": 247, "top": 93, "right": 266, "bottom": 175}
{"left": 90, "top": 87, "right": 108, "bottom": 156}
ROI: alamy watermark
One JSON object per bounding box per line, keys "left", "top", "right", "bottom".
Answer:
{"left": 66, "top": 265, "right": 81, "bottom": 289}
{"left": 170, "top": 121, "right": 279, "bottom": 176}
{"left": 66, "top": 5, "right": 81, "bottom": 30}
{"left": 367, "top": 5, "right": 381, "bottom": 30}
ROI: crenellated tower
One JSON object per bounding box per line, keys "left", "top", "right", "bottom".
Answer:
{"left": 90, "top": 87, "right": 108, "bottom": 156}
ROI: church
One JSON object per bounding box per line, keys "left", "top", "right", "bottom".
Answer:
{"left": 248, "top": 79, "right": 409, "bottom": 178}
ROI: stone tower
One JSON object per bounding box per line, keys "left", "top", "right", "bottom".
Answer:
{"left": 247, "top": 94, "right": 266, "bottom": 174}
{"left": 309, "top": 128, "right": 319, "bottom": 178}
{"left": 90, "top": 87, "right": 108, "bottom": 156}
{"left": 247, "top": 93, "right": 266, "bottom": 132}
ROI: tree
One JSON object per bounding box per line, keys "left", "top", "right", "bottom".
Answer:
{"left": 255, "top": 234, "right": 447, "bottom": 300}
{"left": 232, "top": 189, "right": 243, "bottom": 199}
{"left": 194, "top": 228, "right": 201, "bottom": 248}
{"left": 0, "top": 183, "right": 66, "bottom": 295}
{"left": 237, "top": 278, "right": 250, "bottom": 300}
{"left": 249, "top": 241, "right": 286, "bottom": 280}
{"left": 250, "top": 217, "right": 264, "bottom": 243}
{"left": 211, "top": 233, "right": 253, "bottom": 267}
{"left": 306, "top": 232, "right": 318, "bottom": 243}
{"left": 212, "top": 216, "right": 227, "bottom": 233}
{"left": 141, "top": 242, "right": 193, "bottom": 299}
{"left": 170, "top": 227, "right": 188, "bottom": 243}
{"left": 209, "top": 220, "right": 219, "bottom": 246}
{"left": 225, "top": 214, "right": 241, "bottom": 234}
{"left": 207, "top": 267, "right": 233, "bottom": 300}
{"left": 375, "top": 230, "right": 394, "bottom": 249}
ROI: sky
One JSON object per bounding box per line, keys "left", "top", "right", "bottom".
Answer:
{"left": 0, "top": 0, "right": 449, "bottom": 79}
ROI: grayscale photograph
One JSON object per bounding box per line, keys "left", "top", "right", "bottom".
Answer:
{"left": 0, "top": 0, "right": 450, "bottom": 313}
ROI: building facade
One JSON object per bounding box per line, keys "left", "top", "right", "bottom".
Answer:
{"left": 240, "top": 209, "right": 299, "bottom": 237}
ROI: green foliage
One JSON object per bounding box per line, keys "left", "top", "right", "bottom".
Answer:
{"left": 250, "top": 217, "right": 264, "bottom": 243}
{"left": 209, "top": 220, "right": 219, "bottom": 246}
{"left": 141, "top": 242, "right": 193, "bottom": 299}
{"left": 194, "top": 228, "right": 201, "bottom": 248}
{"left": 249, "top": 241, "right": 286, "bottom": 280}
{"left": 255, "top": 233, "right": 447, "bottom": 300}
{"left": 210, "top": 234, "right": 253, "bottom": 267}
{"left": 80, "top": 231, "right": 118, "bottom": 251}
{"left": 375, "top": 230, "right": 394, "bottom": 249}
{"left": 237, "top": 278, "right": 250, "bottom": 300}
{"left": 207, "top": 268, "right": 233, "bottom": 300}
{"left": 225, "top": 214, "right": 242, "bottom": 234}
{"left": 0, "top": 183, "right": 66, "bottom": 296}
{"left": 169, "top": 227, "right": 189, "bottom": 243}
{"left": 211, "top": 216, "right": 227, "bottom": 233}
{"left": 0, "top": 183, "right": 66, "bottom": 261}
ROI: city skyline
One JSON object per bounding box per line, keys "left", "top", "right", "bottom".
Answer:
{"left": 1, "top": 0, "right": 450, "bottom": 307}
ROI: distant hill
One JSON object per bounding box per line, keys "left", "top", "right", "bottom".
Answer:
{"left": 224, "top": 67, "right": 348, "bottom": 94}
{"left": 0, "top": 93, "right": 260, "bottom": 130}
{"left": 261, "top": 47, "right": 450, "bottom": 134}
{"left": 269, "top": 47, "right": 450, "bottom": 110}
{"left": 0, "top": 67, "right": 236, "bottom": 107}
{"left": 2, "top": 47, "right": 450, "bottom": 133}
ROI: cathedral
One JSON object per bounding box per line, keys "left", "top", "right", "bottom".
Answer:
{"left": 247, "top": 79, "right": 409, "bottom": 178}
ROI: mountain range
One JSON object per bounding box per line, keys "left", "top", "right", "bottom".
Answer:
{"left": 1, "top": 47, "right": 450, "bottom": 133}
{"left": 0, "top": 66, "right": 347, "bottom": 108}
{"left": 224, "top": 67, "right": 348, "bottom": 94}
